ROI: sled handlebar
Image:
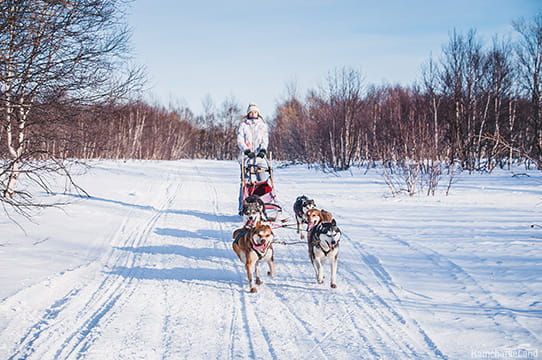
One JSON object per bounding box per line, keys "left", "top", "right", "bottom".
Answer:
{"left": 245, "top": 164, "right": 270, "bottom": 174}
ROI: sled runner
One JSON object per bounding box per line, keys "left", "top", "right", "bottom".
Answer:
{"left": 240, "top": 153, "right": 282, "bottom": 221}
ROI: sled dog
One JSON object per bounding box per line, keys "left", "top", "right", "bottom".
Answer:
{"left": 306, "top": 208, "right": 333, "bottom": 231}
{"left": 240, "top": 195, "right": 267, "bottom": 227}
{"left": 232, "top": 222, "right": 276, "bottom": 293}
{"left": 308, "top": 219, "right": 341, "bottom": 288}
{"left": 293, "top": 195, "right": 317, "bottom": 239}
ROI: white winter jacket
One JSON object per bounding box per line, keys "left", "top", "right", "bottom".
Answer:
{"left": 237, "top": 116, "right": 269, "bottom": 154}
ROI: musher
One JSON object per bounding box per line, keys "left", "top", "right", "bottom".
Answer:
{"left": 237, "top": 102, "right": 269, "bottom": 213}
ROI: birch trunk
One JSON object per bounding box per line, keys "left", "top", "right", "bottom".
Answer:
{"left": 4, "top": 96, "right": 28, "bottom": 199}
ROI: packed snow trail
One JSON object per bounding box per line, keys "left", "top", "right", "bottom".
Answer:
{"left": 0, "top": 160, "right": 540, "bottom": 359}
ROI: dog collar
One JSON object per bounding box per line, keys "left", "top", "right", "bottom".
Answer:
{"left": 310, "top": 231, "right": 338, "bottom": 255}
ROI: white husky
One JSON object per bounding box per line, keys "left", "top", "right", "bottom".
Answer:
{"left": 307, "top": 219, "right": 341, "bottom": 288}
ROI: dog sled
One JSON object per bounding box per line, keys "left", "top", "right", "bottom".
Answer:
{"left": 240, "top": 153, "right": 283, "bottom": 222}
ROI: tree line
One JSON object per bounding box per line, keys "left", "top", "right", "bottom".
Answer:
{"left": 14, "top": 13, "right": 538, "bottom": 173}
{"left": 272, "top": 19, "right": 541, "bottom": 172}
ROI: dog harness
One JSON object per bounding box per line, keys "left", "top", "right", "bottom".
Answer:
{"left": 233, "top": 229, "right": 249, "bottom": 246}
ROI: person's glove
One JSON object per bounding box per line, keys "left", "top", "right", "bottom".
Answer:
{"left": 257, "top": 149, "right": 267, "bottom": 158}
{"left": 244, "top": 149, "right": 255, "bottom": 158}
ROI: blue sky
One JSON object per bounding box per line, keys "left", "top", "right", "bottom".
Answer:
{"left": 127, "top": 0, "right": 539, "bottom": 117}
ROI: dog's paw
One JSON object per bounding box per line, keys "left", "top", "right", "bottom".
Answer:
{"left": 250, "top": 287, "right": 258, "bottom": 293}
{"left": 317, "top": 279, "right": 324, "bottom": 284}
{"left": 256, "top": 278, "right": 263, "bottom": 285}
{"left": 330, "top": 283, "right": 337, "bottom": 289}
{"left": 267, "top": 271, "right": 275, "bottom": 278}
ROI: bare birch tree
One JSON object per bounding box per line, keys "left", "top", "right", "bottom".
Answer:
{"left": 513, "top": 12, "right": 542, "bottom": 167}
{"left": 422, "top": 56, "right": 442, "bottom": 160}
{"left": 0, "top": 0, "right": 143, "bottom": 212}
{"left": 480, "top": 36, "right": 514, "bottom": 168}
{"left": 313, "top": 67, "right": 365, "bottom": 170}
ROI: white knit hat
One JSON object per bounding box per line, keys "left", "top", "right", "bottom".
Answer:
{"left": 247, "top": 102, "right": 260, "bottom": 115}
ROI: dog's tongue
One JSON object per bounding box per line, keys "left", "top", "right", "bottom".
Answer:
{"left": 253, "top": 242, "right": 267, "bottom": 253}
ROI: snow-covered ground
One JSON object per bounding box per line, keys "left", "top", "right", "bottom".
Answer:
{"left": 0, "top": 159, "right": 540, "bottom": 360}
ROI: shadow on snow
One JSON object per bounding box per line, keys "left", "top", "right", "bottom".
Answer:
{"left": 106, "top": 265, "right": 238, "bottom": 288}
{"left": 116, "top": 244, "right": 231, "bottom": 262}
{"left": 57, "top": 193, "right": 239, "bottom": 223}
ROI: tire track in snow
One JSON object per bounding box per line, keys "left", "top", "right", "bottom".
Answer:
{"left": 270, "top": 228, "right": 412, "bottom": 359}
{"left": 354, "top": 220, "right": 541, "bottom": 346}
{"left": 7, "top": 210, "right": 141, "bottom": 360}
{"left": 271, "top": 196, "right": 445, "bottom": 358}
{"left": 63, "top": 207, "right": 165, "bottom": 359}
{"left": 7, "top": 175, "right": 180, "bottom": 360}
{"left": 202, "top": 164, "right": 330, "bottom": 360}
{"left": 201, "top": 164, "right": 264, "bottom": 359}
{"left": 264, "top": 287, "right": 333, "bottom": 360}
{"left": 339, "top": 230, "right": 448, "bottom": 359}
{"left": 151, "top": 163, "right": 247, "bottom": 359}
{"left": 339, "top": 251, "right": 446, "bottom": 358}
{"left": 263, "top": 205, "right": 398, "bottom": 358}
{"left": 6, "top": 288, "right": 81, "bottom": 360}
{"left": 60, "top": 180, "right": 181, "bottom": 359}
{"left": 254, "top": 203, "right": 380, "bottom": 359}
{"left": 265, "top": 227, "right": 360, "bottom": 360}
{"left": 293, "top": 207, "right": 429, "bottom": 357}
